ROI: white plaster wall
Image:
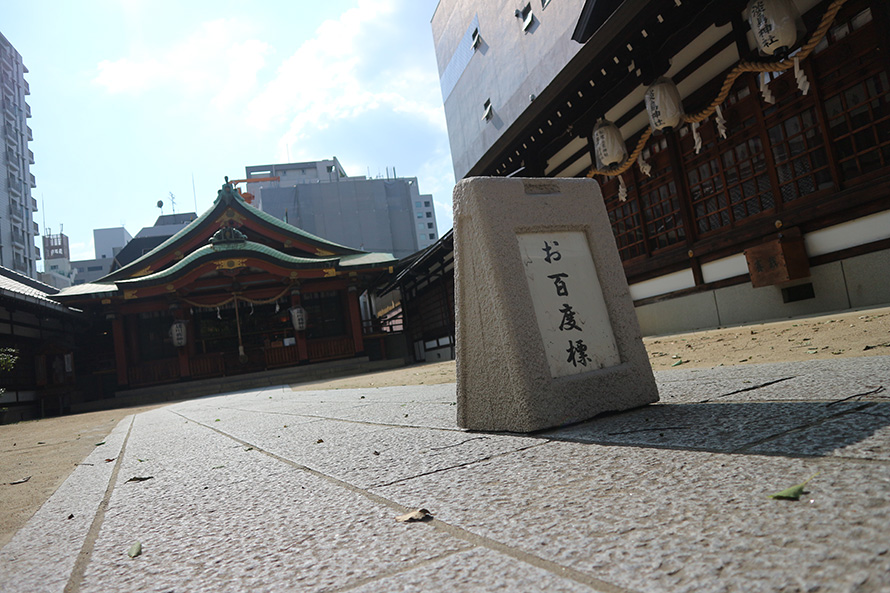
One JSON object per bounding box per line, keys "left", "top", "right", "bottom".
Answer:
{"left": 804, "top": 211, "right": 890, "bottom": 256}
{"left": 701, "top": 253, "right": 749, "bottom": 284}
{"left": 629, "top": 268, "right": 695, "bottom": 301}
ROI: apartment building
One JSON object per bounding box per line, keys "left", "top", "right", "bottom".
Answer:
{"left": 0, "top": 32, "right": 39, "bottom": 278}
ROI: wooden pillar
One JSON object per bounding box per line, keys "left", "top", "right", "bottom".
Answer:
{"left": 111, "top": 316, "right": 128, "bottom": 387}
{"left": 291, "top": 290, "right": 309, "bottom": 363}
{"left": 347, "top": 286, "right": 364, "bottom": 356}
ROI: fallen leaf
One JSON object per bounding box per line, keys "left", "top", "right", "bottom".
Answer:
{"left": 373, "top": 451, "right": 380, "bottom": 456}
{"left": 671, "top": 360, "right": 684, "bottom": 367}
{"left": 9, "top": 476, "right": 31, "bottom": 485}
{"left": 105, "top": 458, "right": 116, "bottom": 463}
{"left": 212, "top": 465, "right": 225, "bottom": 470}
{"left": 95, "top": 441, "right": 105, "bottom": 446}
{"left": 67, "top": 514, "right": 74, "bottom": 520}
{"left": 770, "top": 472, "right": 820, "bottom": 500}
{"left": 128, "top": 542, "right": 142, "bottom": 558}
{"left": 316, "top": 439, "right": 324, "bottom": 444}
{"left": 396, "top": 508, "right": 432, "bottom": 522}
{"left": 126, "top": 476, "right": 154, "bottom": 483}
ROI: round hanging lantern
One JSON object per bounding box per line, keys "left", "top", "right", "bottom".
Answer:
{"left": 747, "top": 0, "right": 799, "bottom": 58}
{"left": 645, "top": 76, "right": 684, "bottom": 131}
{"left": 592, "top": 119, "right": 627, "bottom": 170}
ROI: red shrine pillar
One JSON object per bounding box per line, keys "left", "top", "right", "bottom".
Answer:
{"left": 111, "top": 316, "right": 128, "bottom": 387}
{"left": 347, "top": 286, "right": 364, "bottom": 356}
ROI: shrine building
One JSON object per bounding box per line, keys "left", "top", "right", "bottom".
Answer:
{"left": 53, "top": 180, "right": 399, "bottom": 391}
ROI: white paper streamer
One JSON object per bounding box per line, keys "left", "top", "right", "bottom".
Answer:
{"left": 638, "top": 153, "right": 652, "bottom": 177}
{"left": 618, "top": 175, "right": 628, "bottom": 202}
{"left": 760, "top": 71, "right": 775, "bottom": 104}
{"left": 692, "top": 121, "right": 702, "bottom": 154}
{"left": 715, "top": 104, "right": 727, "bottom": 139}
{"left": 794, "top": 57, "right": 810, "bottom": 95}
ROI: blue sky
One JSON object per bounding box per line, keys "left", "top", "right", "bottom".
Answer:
{"left": 1, "top": 0, "right": 452, "bottom": 263}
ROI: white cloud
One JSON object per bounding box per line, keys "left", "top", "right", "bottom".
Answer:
{"left": 93, "top": 19, "right": 270, "bottom": 110}
{"left": 246, "top": 0, "right": 444, "bottom": 149}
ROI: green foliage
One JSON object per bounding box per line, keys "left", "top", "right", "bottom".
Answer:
{"left": 0, "top": 348, "right": 18, "bottom": 372}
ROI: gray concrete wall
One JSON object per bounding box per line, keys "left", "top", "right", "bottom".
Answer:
{"left": 432, "top": 0, "right": 584, "bottom": 179}
{"left": 258, "top": 177, "right": 425, "bottom": 259}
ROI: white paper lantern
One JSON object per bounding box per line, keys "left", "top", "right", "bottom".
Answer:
{"left": 747, "top": 0, "right": 799, "bottom": 58}
{"left": 593, "top": 120, "right": 627, "bottom": 170}
{"left": 169, "top": 321, "right": 187, "bottom": 348}
{"left": 289, "top": 306, "right": 307, "bottom": 332}
{"left": 645, "top": 76, "right": 684, "bottom": 131}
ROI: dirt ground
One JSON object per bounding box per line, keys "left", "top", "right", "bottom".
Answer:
{"left": 2, "top": 305, "right": 888, "bottom": 548}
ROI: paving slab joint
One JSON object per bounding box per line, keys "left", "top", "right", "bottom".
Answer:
{"left": 63, "top": 415, "right": 135, "bottom": 593}
{"left": 175, "top": 411, "right": 635, "bottom": 593}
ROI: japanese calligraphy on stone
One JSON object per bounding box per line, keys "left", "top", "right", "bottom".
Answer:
{"left": 517, "top": 231, "right": 621, "bottom": 378}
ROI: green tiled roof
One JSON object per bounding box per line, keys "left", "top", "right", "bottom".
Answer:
{"left": 104, "top": 182, "right": 365, "bottom": 282}
{"left": 116, "top": 240, "right": 396, "bottom": 286}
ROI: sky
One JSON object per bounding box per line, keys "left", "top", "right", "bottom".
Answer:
{"left": 1, "top": 0, "right": 453, "bottom": 264}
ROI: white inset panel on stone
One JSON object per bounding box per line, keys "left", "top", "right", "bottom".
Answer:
{"left": 517, "top": 231, "right": 621, "bottom": 377}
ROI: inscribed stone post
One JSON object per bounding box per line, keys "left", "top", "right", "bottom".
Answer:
{"left": 454, "top": 177, "right": 658, "bottom": 432}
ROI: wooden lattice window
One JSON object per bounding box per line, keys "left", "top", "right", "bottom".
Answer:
{"left": 602, "top": 175, "right": 646, "bottom": 261}
{"left": 633, "top": 136, "right": 685, "bottom": 251}
{"left": 679, "top": 74, "right": 775, "bottom": 234}
{"left": 814, "top": 6, "right": 890, "bottom": 182}
{"left": 768, "top": 105, "right": 832, "bottom": 202}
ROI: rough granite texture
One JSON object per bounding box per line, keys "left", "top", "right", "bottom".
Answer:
{"left": 453, "top": 177, "right": 658, "bottom": 432}
{"left": 2, "top": 355, "right": 889, "bottom": 592}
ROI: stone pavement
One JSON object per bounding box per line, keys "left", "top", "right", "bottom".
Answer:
{"left": 2, "top": 356, "right": 889, "bottom": 593}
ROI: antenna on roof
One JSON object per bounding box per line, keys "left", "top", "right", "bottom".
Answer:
{"left": 169, "top": 192, "right": 177, "bottom": 214}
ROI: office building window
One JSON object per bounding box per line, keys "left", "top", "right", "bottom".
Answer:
{"left": 427, "top": 223, "right": 434, "bottom": 229}
{"left": 425, "top": 212, "right": 432, "bottom": 218}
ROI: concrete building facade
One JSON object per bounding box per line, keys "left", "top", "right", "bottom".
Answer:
{"left": 244, "top": 158, "right": 439, "bottom": 260}
{"left": 0, "top": 32, "right": 39, "bottom": 278}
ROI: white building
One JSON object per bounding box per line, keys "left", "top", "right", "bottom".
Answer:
{"left": 0, "top": 32, "right": 39, "bottom": 278}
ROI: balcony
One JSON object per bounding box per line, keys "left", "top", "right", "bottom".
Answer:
{"left": 26, "top": 125, "right": 31, "bottom": 141}
{"left": 27, "top": 149, "right": 33, "bottom": 164}
{"left": 32, "top": 221, "right": 38, "bottom": 234}
{"left": 6, "top": 149, "right": 19, "bottom": 171}
{"left": 28, "top": 173, "right": 35, "bottom": 188}
{"left": 7, "top": 178, "right": 21, "bottom": 198}
{"left": 25, "top": 103, "right": 30, "bottom": 118}
{"left": 8, "top": 203, "right": 23, "bottom": 222}
{"left": 23, "top": 80, "right": 29, "bottom": 95}
{"left": 31, "top": 196, "right": 37, "bottom": 210}
{"left": 11, "top": 230, "right": 25, "bottom": 247}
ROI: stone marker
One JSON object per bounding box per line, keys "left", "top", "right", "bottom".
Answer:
{"left": 454, "top": 177, "right": 658, "bottom": 432}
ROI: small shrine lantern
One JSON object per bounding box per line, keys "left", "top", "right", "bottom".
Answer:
{"left": 593, "top": 119, "right": 627, "bottom": 170}
{"left": 645, "top": 76, "right": 684, "bottom": 131}
{"left": 747, "top": 0, "right": 799, "bottom": 58}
